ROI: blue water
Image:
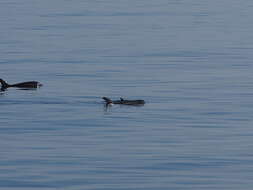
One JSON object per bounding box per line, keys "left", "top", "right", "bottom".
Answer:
{"left": 1, "top": 0, "right": 253, "bottom": 189}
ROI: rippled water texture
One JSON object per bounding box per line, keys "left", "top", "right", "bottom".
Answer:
{"left": 1, "top": 0, "right": 253, "bottom": 189}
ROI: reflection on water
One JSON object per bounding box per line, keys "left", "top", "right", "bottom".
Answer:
{"left": 1, "top": 0, "right": 253, "bottom": 189}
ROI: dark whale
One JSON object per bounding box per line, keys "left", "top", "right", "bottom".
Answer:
{"left": 102, "top": 97, "right": 145, "bottom": 106}
{"left": 0, "top": 79, "right": 42, "bottom": 91}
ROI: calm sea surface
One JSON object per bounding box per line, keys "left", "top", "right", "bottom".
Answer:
{"left": 1, "top": 0, "right": 253, "bottom": 189}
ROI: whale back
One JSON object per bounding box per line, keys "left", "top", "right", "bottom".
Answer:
{"left": 11, "top": 81, "right": 39, "bottom": 88}
{"left": 120, "top": 99, "right": 145, "bottom": 105}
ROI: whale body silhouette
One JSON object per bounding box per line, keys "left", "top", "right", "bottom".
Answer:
{"left": 0, "top": 79, "right": 42, "bottom": 91}
{"left": 102, "top": 97, "right": 145, "bottom": 106}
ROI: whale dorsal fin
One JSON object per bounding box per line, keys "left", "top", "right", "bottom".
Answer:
{"left": 102, "top": 97, "right": 113, "bottom": 104}
{"left": 0, "top": 79, "right": 9, "bottom": 89}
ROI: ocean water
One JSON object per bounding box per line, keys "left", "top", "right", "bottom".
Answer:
{"left": 1, "top": 0, "right": 253, "bottom": 189}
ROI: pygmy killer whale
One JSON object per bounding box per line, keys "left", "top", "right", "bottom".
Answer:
{"left": 102, "top": 97, "right": 145, "bottom": 106}
{"left": 0, "top": 78, "right": 42, "bottom": 91}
